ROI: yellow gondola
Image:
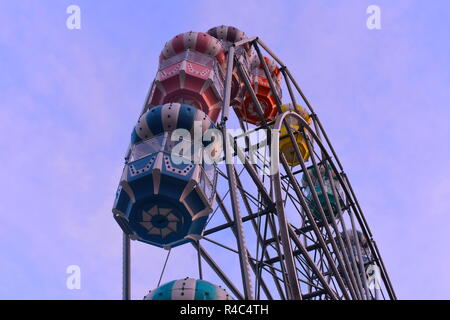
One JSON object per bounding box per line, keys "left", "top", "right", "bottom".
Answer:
{"left": 279, "top": 104, "right": 312, "bottom": 166}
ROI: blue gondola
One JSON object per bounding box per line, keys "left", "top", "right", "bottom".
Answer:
{"left": 112, "top": 103, "right": 219, "bottom": 248}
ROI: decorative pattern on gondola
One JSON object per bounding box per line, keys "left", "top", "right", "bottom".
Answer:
{"left": 159, "top": 31, "right": 226, "bottom": 66}
{"left": 144, "top": 278, "right": 232, "bottom": 300}
{"left": 129, "top": 156, "right": 156, "bottom": 177}
{"left": 164, "top": 155, "right": 195, "bottom": 177}
{"left": 187, "top": 62, "right": 210, "bottom": 77}
{"left": 159, "top": 63, "right": 182, "bottom": 80}
{"left": 139, "top": 205, "right": 180, "bottom": 239}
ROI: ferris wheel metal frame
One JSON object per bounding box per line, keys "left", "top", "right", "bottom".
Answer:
{"left": 119, "top": 36, "right": 396, "bottom": 301}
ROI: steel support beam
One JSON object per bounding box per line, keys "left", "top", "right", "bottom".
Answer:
{"left": 191, "top": 242, "right": 244, "bottom": 300}
{"left": 122, "top": 233, "right": 131, "bottom": 300}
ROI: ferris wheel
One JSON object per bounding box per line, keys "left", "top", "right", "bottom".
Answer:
{"left": 112, "top": 25, "right": 396, "bottom": 300}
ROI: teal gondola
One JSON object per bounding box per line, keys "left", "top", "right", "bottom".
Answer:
{"left": 112, "top": 103, "right": 219, "bottom": 248}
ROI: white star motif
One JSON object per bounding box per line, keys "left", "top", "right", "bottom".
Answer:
{"left": 140, "top": 205, "right": 179, "bottom": 238}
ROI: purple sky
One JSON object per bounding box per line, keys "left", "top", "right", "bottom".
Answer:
{"left": 0, "top": 0, "right": 449, "bottom": 299}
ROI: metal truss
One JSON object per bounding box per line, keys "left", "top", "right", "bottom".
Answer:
{"left": 122, "top": 37, "right": 396, "bottom": 301}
